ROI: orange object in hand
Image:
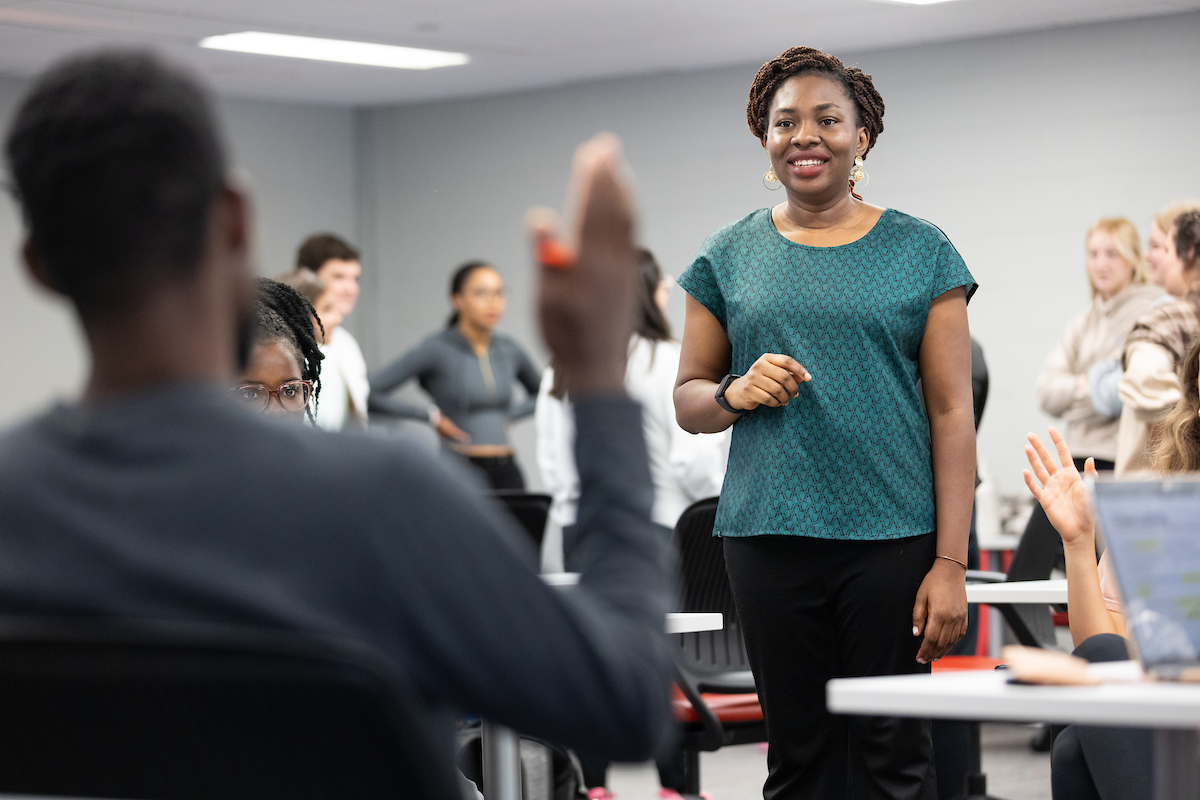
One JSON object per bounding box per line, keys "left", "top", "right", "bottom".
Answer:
{"left": 538, "top": 238, "right": 576, "bottom": 269}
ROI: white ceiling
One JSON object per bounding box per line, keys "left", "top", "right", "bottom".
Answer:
{"left": 0, "top": 0, "right": 1195, "bottom": 107}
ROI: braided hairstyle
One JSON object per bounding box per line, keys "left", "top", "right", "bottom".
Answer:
{"left": 255, "top": 277, "right": 324, "bottom": 422}
{"left": 746, "top": 47, "right": 885, "bottom": 158}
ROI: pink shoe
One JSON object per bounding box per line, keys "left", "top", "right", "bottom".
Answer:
{"left": 658, "top": 790, "right": 712, "bottom": 800}
{"left": 586, "top": 789, "right": 614, "bottom": 800}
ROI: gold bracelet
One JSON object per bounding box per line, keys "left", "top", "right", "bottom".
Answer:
{"left": 936, "top": 554, "right": 968, "bottom": 570}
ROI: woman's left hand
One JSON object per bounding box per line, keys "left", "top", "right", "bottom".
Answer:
{"left": 912, "top": 558, "right": 968, "bottom": 665}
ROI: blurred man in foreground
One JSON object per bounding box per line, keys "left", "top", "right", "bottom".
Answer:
{"left": 0, "top": 50, "right": 670, "bottom": 792}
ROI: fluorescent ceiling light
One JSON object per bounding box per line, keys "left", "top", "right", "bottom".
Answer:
{"left": 866, "top": 0, "right": 961, "bottom": 5}
{"left": 200, "top": 31, "right": 469, "bottom": 70}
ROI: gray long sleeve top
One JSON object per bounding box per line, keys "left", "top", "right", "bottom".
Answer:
{"left": 369, "top": 328, "right": 541, "bottom": 446}
{"left": 0, "top": 387, "right": 672, "bottom": 774}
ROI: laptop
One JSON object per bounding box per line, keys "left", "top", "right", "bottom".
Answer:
{"left": 1090, "top": 475, "right": 1200, "bottom": 681}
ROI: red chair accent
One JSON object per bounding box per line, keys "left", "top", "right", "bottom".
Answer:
{"left": 933, "top": 655, "right": 1004, "bottom": 673}
{"left": 1052, "top": 611, "right": 1070, "bottom": 627}
{"left": 671, "top": 685, "right": 762, "bottom": 724}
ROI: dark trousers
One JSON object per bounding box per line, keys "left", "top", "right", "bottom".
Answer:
{"left": 466, "top": 454, "right": 525, "bottom": 491}
{"left": 1052, "top": 634, "right": 1151, "bottom": 800}
{"left": 724, "top": 534, "right": 938, "bottom": 800}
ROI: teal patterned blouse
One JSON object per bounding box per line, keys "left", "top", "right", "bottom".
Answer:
{"left": 678, "top": 208, "right": 976, "bottom": 540}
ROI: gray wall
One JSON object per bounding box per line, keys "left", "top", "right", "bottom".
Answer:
{"left": 356, "top": 11, "right": 1200, "bottom": 495}
{"left": 0, "top": 86, "right": 359, "bottom": 423}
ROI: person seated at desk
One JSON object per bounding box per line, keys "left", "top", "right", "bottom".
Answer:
{"left": 233, "top": 278, "right": 326, "bottom": 424}
{"left": 1023, "top": 286, "right": 1200, "bottom": 800}
{"left": 0, "top": 50, "right": 672, "bottom": 792}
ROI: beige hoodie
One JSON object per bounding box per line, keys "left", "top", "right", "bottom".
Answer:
{"left": 1037, "top": 283, "right": 1162, "bottom": 461}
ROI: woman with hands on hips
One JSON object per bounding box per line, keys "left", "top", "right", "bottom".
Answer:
{"left": 673, "top": 47, "right": 976, "bottom": 800}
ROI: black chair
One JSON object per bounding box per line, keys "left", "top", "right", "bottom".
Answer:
{"left": 0, "top": 616, "right": 461, "bottom": 800}
{"left": 490, "top": 490, "right": 553, "bottom": 550}
{"left": 670, "top": 497, "right": 766, "bottom": 796}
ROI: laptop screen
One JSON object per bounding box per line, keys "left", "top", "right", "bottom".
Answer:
{"left": 1091, "top": 477, "right": 1200, "bottom": 668}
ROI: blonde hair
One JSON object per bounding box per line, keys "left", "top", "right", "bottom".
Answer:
{"left": 1086, "top": 217, "right": 1147, "bottom": 300}
{"left": 276, "top": 268, "right": 328, "bottom": 306}
{"left": 1154, "top": 337, "right": 1200, "bottom": 472}
{"left": 1153, "top": 200, "right": 1200, "bottom": 238}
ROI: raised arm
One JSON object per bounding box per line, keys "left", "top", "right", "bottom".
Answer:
{"left": 380, "top": 135, "right": 671, "bottom": 759}
{"left": 1023, "top": 428, "right": 1124, "bottom": 646}
{"left": 912, "top": 287, "right": 974, "bottom": 664}
{"left": 673, "top": 295, "right": 810, "bottom": 434}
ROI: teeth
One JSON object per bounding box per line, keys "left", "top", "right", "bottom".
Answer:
{"left": 792, "top": 160, "right": 824, "bottom": 166}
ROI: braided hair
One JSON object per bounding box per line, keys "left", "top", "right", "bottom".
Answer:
{"left": 255, "top": 277, "right": 324, "bottom": 422}
{"left": 746, "top": 47, "right": 885, "bottom": 158}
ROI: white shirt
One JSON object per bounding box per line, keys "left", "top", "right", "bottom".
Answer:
{"left": 314, "top": 327, "right": 369, "bottom": 431}
{"left": 536, "top": 336, "right": 730, "bottom": 529}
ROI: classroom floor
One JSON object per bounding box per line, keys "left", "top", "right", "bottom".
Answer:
{"left": 607, "top": 723, "right": 1052, "bottom": 799}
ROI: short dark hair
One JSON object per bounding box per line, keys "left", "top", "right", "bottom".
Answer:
{"left": 296, "top": 234, "right": 360, "bottom": 272}
{"left": 5, "top": 50, "right": 227, "bottom": 315}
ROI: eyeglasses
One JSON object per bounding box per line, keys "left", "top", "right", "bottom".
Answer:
{"left": 231, "top": 380, "right": 313, "bottom": 413}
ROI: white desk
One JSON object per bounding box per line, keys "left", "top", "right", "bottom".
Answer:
{"left": 828, "top": 666, "right": 1200, "bottom": 800}
{"left": 966, "top": 579, "right": 1068, "bottom": 605}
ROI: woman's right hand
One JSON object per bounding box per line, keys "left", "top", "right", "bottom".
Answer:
{"left": 724, "top": 353, "right": 812, "bottom": 411}
{"left": 1023, "top": 427, "right": 1097, "bottom": 548}
{"left": 432, "top": 410, "right": 471, "bottom": 443}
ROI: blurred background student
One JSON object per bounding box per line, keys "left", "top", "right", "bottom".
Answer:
{"left": 1036, "top": 217, "right": 1159, "bottom": 472}
{"left": 536, "top": 247, "right": 729, "bottom": 800}
{"left": 370, "top": 260, "right": 541, "bottom": 490}
{"left": 234, "top": 278, "right": 326, "bottom": 425}
{"left": 1115, "top": 205, "right": 1200, "bottom": 472}
{"left": 295, "top": 234, "right": 368, "bottom": 430}
{"left": 278, "top": 269, "right": 349, "bottom": 430}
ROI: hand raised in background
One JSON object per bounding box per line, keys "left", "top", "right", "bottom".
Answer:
{"left": 528, "top": 134, "right": 638, "bottom": 398}
{"left": 1023, "top": 427, "right": 1097, "bottom": 548}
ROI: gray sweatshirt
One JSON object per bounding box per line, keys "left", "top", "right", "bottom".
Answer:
{"left": 0, "top": 387, "right": 672, "bottom": 774}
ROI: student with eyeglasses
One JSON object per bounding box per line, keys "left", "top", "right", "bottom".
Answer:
{"left": 232, "top": 278, "right": 325, "bottom": 423}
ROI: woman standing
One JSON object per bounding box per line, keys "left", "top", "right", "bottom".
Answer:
{"left": 1115, "top": 208, "right": 1200, "bottom": 472}
{"left": 1036, "top": 218, "right": 1159, "bottom": 471}
{"left": 369, "top": 261, "right": 541, "bottom": 490}
{"left": 673, "top": 47, "right": 976, "bottom": 799}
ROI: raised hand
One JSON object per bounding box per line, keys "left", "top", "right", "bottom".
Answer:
{"left": 528, "top": 134, "right": 637, "bottom": 398}
{"left": 1022, "top": 427, "right": 1097, "bottom": 547}
{"left": 724, "top": 353, "right": 812, "bottom": 411}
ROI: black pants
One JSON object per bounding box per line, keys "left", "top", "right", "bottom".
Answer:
{"left": 466, "top": 454, "right": 525, "bottom": 491}
{"left": 1052, "top": 634, "right": 1151, "bottom": 800}
{"left": 724, "top": 534, "right": 938, "bottom": 800}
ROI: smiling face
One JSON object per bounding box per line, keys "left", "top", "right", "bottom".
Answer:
{"left": 315, "top": 258, "right": 361, "bottom": 317}
{"left": 1085, "top": 229, "right": 1135, "bottom": 301}
{"left": 762, "top": 73, "right": 869, "bottom": 205}
{"left": 1147, "top": 223, "right": 1170, "bottom": 288}
{"left": 452, "top": 266, "right": 506, "bottom": 332}
{"left": 1160, "top": 227, "right": 1193, "bottom": 298}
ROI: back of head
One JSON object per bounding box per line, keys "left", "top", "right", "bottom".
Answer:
{"left": 277, "top": 268, "right": 327, "bottom": 307}
{"left": 296, "top": 234, "right": 360, "bottom": 273}
{"left": 1155, "top": 336, "right": 1200, "bottom": 472}
{"left": 1154, "top": 200, "right": 1200, "bottom": 237}
{"left": 1174, "top": 209, "right": 1200, "bottom": 274}
{"left": 5, "top": 50, "right": 226, "bottom": 317}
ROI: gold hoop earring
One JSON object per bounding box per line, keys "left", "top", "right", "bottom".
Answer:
{"left": 763, "top": 167, "right": 781, "bottom": 191}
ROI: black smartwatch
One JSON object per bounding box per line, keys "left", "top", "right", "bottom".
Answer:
{"left": 714, "top": 373, "right": 745, "bottom": 414}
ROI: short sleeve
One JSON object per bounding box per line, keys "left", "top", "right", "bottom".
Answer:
{"left": 677, "top": 255, "right": 727, "bottom": 329}
{"left": 930, "top": 236, "right": 978, "bottom": 304}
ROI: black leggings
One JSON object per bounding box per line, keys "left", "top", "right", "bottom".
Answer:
{"left": 1052, "top": 634, "right": 1151, "bottom": 800}
{"left": 466, "top": 454, "right": 525, "bottom": 491}
{"left": 723, "top": 533, "right": 938, "bottom": 800}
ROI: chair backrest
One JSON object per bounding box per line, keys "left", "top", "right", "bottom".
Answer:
{"left": 671, "top": 497, "right": 752, "bottom": 679}
{"left": 490, "top": 491, "right": 553, "bottom": 550}
{"left": 0, "top": 617, "right": 461, "bottom": 800}
{"left": 1003, "top": 504, "right": 1060, "bottom": 646}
